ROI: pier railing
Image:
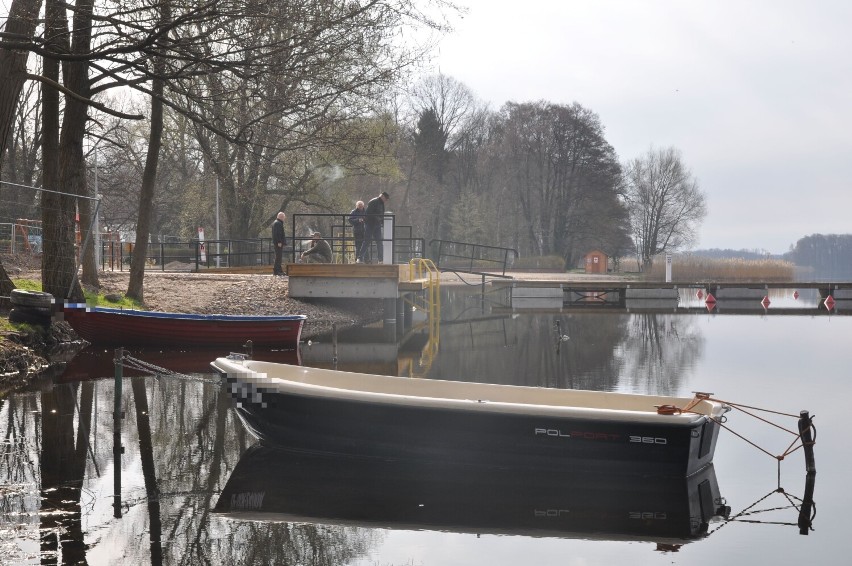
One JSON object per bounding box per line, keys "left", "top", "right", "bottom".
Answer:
{"left": 100, "top": 220, "right": 426, "bottom": 272}
{"left": 429, "top": 239, "right": 517, "bottom": 278}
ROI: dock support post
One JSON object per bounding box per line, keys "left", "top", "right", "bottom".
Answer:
{"left": 403, "top": 297, "right": 413, "bottom": 330}
{"left": 798, "top": 410, "right": 816, "bottom": 474}
{"left": 396, "top": 298, "right": 405, "bottom": 338}
{"left": 332, "top": 323, "right": 338, "bottom": 368}
{"left": 382, "top": 298, "right": 397, "bottom": 341}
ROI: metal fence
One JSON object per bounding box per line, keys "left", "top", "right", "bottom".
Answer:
{"left": 429, "top": 239, "right": 518, "bottom": 277}
{"left": 100, "top": 232, "right": 426, "bottom": 272}
{"left": 101, "top": 238, "right": 278, "bottom": 271}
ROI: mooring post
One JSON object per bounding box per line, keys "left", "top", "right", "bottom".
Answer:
{"left": 798, "top": 410, "right": 816, "bottom": 474}
{"left": 113, "top": 347, "right": 124, "bottom": 518}
{"left": 382, "top": 298, "right": 396, "bottom": 342}
{"left": 332, "top": 323, "right": 338, "bottom": 368}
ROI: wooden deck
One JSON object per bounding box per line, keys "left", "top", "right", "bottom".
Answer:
{"left": 287, "top": 263, "right": 427, "bottom": 299}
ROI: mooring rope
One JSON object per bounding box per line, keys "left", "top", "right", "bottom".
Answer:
{"left": 669, "top": 394, "right": 817, "bottom": 464}
{"left": 119, "top": 354, "right": 216, "bottom": 383}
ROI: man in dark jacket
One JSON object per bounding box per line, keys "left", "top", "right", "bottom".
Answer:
{"left": 300, "top": 232, "right": 333, "bottom": 263}
{"left": 358, "top": 191, "right": 389, "bottom": 263}
{"left": 272, "top": 211, "right": 287, "bottom": 275}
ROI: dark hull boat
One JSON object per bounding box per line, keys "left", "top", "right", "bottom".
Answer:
{"left": 215, "top": 444, "right": 730, "bottom": 545}
{"left": 62, "top": 303, "right": 305, "bottom": 348}
{"left": 211, "top": 357, "right": 729, "bottom": 477}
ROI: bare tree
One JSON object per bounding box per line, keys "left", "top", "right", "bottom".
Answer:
{"left": 498, "top": 101, "right": 626, "bottom": 264}
{"left": 0, "top": 0, "right": 43, "bottom": 298}
{"left": 2, "top": 0, "right": 454, "bottom": 301}
{"left": 623, "top": 146, "right": 707, "bottom": 269}
{"left": 175, "top": 1, "right": 448, "bottom": 242}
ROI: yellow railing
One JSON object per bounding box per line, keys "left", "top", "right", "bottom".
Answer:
{"left": 404, "top": 258, "right": 441, "bottom": 378}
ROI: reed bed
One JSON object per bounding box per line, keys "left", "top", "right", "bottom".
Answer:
{"left": 637, "top": 255, "right": 796, "bottom": 282}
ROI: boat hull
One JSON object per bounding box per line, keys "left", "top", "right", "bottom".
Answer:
{"left": 215, "top": 444, "right": 729, "bottom": 544}
{"left": 61, "top": 304, "right": 305, "bottom": 348}
{"left": 212, "top": 359, "right": 723, "bottom": 477}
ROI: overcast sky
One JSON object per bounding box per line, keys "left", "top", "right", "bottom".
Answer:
{"left": 431, "top": 0, "right": 851, "bottom": 254}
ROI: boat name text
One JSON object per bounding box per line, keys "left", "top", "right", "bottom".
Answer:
{"left": 534, "top": 428, "right": 619, "bottom": 441}
{"left": 534, "top": 429, "right": 668, "bottom": 445}
{"left": 629, "top": 436, "right": 668, "bottom": 445}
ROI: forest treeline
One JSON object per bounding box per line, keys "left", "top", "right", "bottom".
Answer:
{"left": 1, "top": 0, "right": 706, "bottom": 300}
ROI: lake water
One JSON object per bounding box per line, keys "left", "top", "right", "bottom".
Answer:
{"left": 1, "top": 286, "right": 849, "bottom": 565}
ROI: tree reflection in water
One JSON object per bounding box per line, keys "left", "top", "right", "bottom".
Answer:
{"left": 0, "top": 374, "right": 380, "bottom": 564}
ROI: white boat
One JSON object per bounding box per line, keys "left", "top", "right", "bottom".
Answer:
{"left": 210, "top": 356, "right": 730, "bottom": 476}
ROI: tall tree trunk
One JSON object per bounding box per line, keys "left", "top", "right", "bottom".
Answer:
{"left": 0, "top": 0, "right": 41, "bottom": 161}
{"left": 127, "top": 79, "right": 164, "bottom": 302}
{"left": 79, "top": 154, "right": 99, "bottom": 287}
{"left": 127, "top": 1, "right": 170, "bottom": 301}
{"left": 39, "top": 0, "right": 80, "bottom": 300}
{"left": 0, "top": 0, "right": 44, "bottom": 299}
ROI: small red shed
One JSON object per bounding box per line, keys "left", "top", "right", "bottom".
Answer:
{"left": 583, "top": 250, "right": 609, "bottom": 274}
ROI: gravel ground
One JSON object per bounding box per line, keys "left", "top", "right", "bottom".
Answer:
{"left": 93, "top": 270, "right": 381, "bottom": 339}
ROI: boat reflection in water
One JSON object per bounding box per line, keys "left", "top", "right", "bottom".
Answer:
{"left": 215, "top": 444, "right": 730, "bottom": 548}
{"left": 57, "top": 346, "right": 301, "bottom": 382}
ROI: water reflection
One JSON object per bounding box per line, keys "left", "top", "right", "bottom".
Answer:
{"left": 1, "top": 285, "right": 844, "bottom": 564}
{"left": 57, "top": 346, "right": 301, "bottom": 382}
{"left": 216, "top": 444, "right": 728, "bottom": 545}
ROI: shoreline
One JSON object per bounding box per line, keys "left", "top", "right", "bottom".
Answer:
{"left": 1, "top": 266, "right": 629, "bottom": 392}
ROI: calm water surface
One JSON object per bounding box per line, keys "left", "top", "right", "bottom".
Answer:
{"left": 1, "top": 287, "right": 848, "bottom": 565}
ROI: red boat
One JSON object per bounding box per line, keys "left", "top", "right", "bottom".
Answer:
{"left": 60, "top": 303, "right": 305, "bottom": 348}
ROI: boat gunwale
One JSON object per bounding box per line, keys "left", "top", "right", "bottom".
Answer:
{"left": 214, "top": 358, "right": 722, "bottom": 424}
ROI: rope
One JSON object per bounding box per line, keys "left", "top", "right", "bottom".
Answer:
{"left": 119, "top": 354, "right": 216, "bottom": 383}
{"left": 709, "top": 487, "right": 811, "bottom": 535}
{"left": 667, "top": 393, "right": 816, "bottom": 464}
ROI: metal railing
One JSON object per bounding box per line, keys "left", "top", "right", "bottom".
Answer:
{"left": 99, "top": 231, "right": 427, "bottom": 272}
{"left": 292, "top": 212, "right": 424, "bottom": 265}
{"left": 100, "top": 238, "right": 279, "bottom": 271}
{"left": 429, "top": 239, "right": 518, "bottom": 277}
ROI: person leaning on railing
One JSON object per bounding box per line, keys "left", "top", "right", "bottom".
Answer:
{"left": 349, "top": 200, "right": 366, "bottom": 262}
{"left": 358, "top": 191, "right": 389, "bottom": 263}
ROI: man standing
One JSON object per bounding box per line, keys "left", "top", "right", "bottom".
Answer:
{"left": 348, "top": 200, "right": 366, "bottom": 263}
{"left": 272, "top": 211, "right": 287, "bottom": 275}
{"left": 359, "top": 191, "right": 389, "bottom": 263}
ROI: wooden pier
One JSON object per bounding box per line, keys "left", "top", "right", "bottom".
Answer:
{"left": 490, "top": 279, "right": 852, "bottom": 314}
{"left": 287, "top": 263, "right": 435, "bottom": 340}
{"left": 286, "top": 263, "right": 428, "bottom": 299}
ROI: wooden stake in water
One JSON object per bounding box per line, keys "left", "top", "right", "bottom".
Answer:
{"left": 798, "top": 410, "right": 816, "bottom": 474}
